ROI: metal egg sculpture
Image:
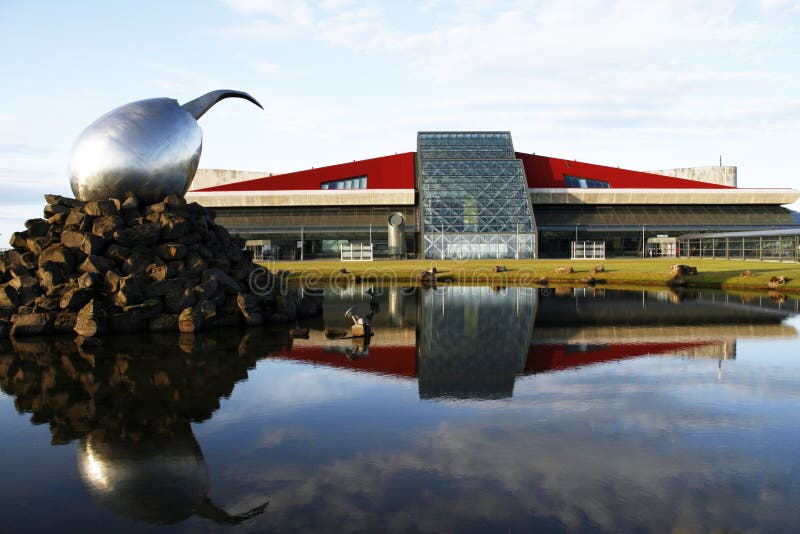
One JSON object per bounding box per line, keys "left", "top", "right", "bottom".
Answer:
{"left": 69, "top": 89, "right": 262, "bottom": 204}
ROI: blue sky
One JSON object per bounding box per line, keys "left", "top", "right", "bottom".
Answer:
{"left": 1, "top": 0, "right": 799, "bottom": 238}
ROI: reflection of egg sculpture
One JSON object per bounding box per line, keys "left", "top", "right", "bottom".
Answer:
{"left": 77, "top": 433, "right": 210, "bottom": 525}
{"left": 69, "top": 89, "right": 262, "bottom": 204}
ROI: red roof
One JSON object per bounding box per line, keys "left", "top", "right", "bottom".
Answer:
{"left": 516, "top": 152, "right": 733, "bottom": 189}
{"left": 192, "top": 152, "right": 416, "bottom": 192}
{"left": 192, "top": 149, "right": 733, "bottom": 193}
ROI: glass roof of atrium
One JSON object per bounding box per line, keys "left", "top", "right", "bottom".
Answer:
{"left": 418, "top": 132, "right": 515, "bottom": 160}
{"left": 418, "top": 131, "right": 537, "bottom": 259}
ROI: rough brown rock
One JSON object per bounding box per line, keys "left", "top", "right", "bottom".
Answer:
{"left": 10, "top": 311, "right": 55, "bottom": 337}
{"left": 237, "top": 292, "right": 264, "bottom": 325}
{"left": 122, "top": 249, "right": 152, "bottom": 276}
{"left": 84, "top": 199, "right": 118, "bottom": 217}
{"left": 121, "top": 195, "right": 139, "bottom": 212}
{"left": 60, "top": 229, "right": 86, "bottom": 250}
{"left": 77, "top": 272, "right": 102, "bottom": 290}
{"left": 104, "top": 244, "right": 130, "bottom": 263}
{"left": 10, "top": 231, "right": 29, "bottom": 250}
{"left": 154, "top": 242, "right": 187, "bottom": 261}
{"left": 122, "top": 297, "right": 163, "bottom": 319}
{"left": 34, "top": 294, "right": 61, "bottom": 311}
{"left": 149, "top": 313, "right": 179, "bottom": 332}
{"left": 43, "top": 203, "right": 71, "bottom": 217}
{"left": 65, "top": 210, "right": 92, "bottom": 231}
{"left": 160, "top": 214, "right": 188, "bottom": 240}
{"left": 114, "top": 275, "right": 147, "bottom": 307}
{"left": 202, "top": 268, "right": 241, "bottom": 294}
{"left": 114, "top": 223, "right": 160, "bottom": 247}
{"left": 178, "top": 306, "right": 203, "bottom": 333}
{"left": 0, "top": 284, "right": 20, "bottom": 307}
{"left": 60, "top": 287, "right": 93, "bottom": 310}
{"left": 38, "top": 262, "right": 66, "bottom": 289}
{"left": 53, "top": 311, "right": 78, "bottom": 333}
{"left": 80, "top": 255, "right": 115, "bottom": 274}
{"left": 45, "top": 194, "right": 84, "bottom": 209}
{"left": 105, "top": 270, "right": 123, "bottom": 293}
{"left": 27, "top": 235, "right": 58, "bottom": 255}
{"left": 164, "top": 286, "right": 196, "bottom": 314}
{"left": 47, "top": 212, "right": 69, "bottom": 227}
{"left": 92, "top": 215, "right": 124, "bottom": 241}
{"left": 144, "top": 278, "right": 180, "bottom": 299}
{"left": 183, "top": 251, "right": 206, "bottom": 274}
{"left": 39, "top": 244, "right": 77, "bottom": 272}
{"left": 671, "top": 264, "right": 698, "bottom": 276}
{"left": 25, "top": 218, "right": 50, "bottom": 237}
{"left": 193, "top": 278, "right": 218, "bottom": 300}
{"left": 9, "top": 275, "right": 40, "bottom": 306}
{"left": 74, "top": 299, "right": 108, "bottom": 337}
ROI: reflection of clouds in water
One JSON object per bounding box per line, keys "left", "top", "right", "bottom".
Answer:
{"left": 257, "top": 427, "right": 311, "bottom": 449}
{"left": 228, "top": 412, "right": 800, "bottom": 532}
{"left": 214, "top": 353, "right": 800, "bottom": 532}
{"left": 204, "top": 361, "right": 417, "bottom": 426}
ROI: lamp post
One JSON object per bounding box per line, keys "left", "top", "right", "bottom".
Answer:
{"left": 642, "top": 224, "right": 646, "bottom": 258}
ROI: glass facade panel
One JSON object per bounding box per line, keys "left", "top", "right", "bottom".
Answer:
{"left": 677, "top": 232, "right": 799, "bottom": 262}
{"left": 563, "top": 175, "right": 611, "bottom": 188}
{"left": 321, "top": 175, "right": 368, "bottom": 190}
{"left": 419, "top": 132, "right": 537, "bottom": 259}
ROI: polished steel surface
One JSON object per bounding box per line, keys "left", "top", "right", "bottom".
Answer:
{"left": 387, "top": 211, "right": 406, "bottom": 256}
{"left": 77, "top": 433, "right": 209, "bottom": 524}
{"left": 181, "top": 89, "right": 262, "bottom": 120}
{"left": 69, "top": 90, "right": 262, "bottom": 204}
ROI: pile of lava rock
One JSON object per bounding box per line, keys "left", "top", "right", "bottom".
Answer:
{"left": 0, "top": 193, "right": 319, "bottom": 339}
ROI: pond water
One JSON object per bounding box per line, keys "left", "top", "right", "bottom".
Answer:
{"left": 1, "top": 286, "right": 800, "bottom": 532}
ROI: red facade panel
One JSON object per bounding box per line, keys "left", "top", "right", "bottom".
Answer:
{"left": 270, "top": 345, "right": 418, "bottom": 379}
{"left": 193, "top": 152, "right": 416, "bottom": 192}
{"left": 524, "top": 340, "right": 719, "bottom": 374}
{"left": 516, "top": 152, "right": 733, "bottom": 189}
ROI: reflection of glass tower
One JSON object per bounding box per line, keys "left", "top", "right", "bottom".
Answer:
{"left": 417, "top": 286, "right": 537, "bottom": 399}
{"left": 418, "top": 132, "right": 537, "bottom": 259}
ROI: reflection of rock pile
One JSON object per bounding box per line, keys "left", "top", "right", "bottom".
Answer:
{"left": 0, "top": 330, "right": 277, "bottom": 525}
{"left": 0, "top": 330, "right": 282, "bottom": 443}
{"left": 0, "top": 194, "right": 321, "bottom": 338}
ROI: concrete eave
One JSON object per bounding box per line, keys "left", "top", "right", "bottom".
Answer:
{"left": 529, "top": 188, "right": 800, "bottom": 205}
{"left": 186, "top": 189, "right": 416, "bottom": 208}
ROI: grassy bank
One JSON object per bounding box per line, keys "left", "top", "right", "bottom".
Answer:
{"left": 260, "top": 258, "right": 800, "bottom": 293}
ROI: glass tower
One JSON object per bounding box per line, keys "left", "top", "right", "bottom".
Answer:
{"left": 418, "top": 132, "right": 537, "bottom": 259}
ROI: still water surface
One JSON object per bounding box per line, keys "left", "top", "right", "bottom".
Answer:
{"left": 1, "top": 286, "right": 800, "bottom": 532}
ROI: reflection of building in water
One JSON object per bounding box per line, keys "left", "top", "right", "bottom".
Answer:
{"left": 274, "top": 287, "right": 798, "bottom": 396}
{"left": 0, "top": 330, "right": 278, "bottom": 526}
{"left": 416, "top": 286, "right": 536, "bottom": 399}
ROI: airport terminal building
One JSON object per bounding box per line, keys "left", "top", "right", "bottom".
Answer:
{"left": 186, "top": 131, "right": 800, "bottom": 260}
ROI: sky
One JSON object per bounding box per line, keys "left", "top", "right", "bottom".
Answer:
{"left": 1, "top": 0, "right": 799, "bottom": 239}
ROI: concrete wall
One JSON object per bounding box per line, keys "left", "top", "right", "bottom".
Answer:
{"left": 648, "top": 166, "right": 737, "bottom": 187}
{"left": 189, "top": 168, "right": 272, "bottom": 191}
{"left": 529, "top": 188, "right": 799, "bottom": 205}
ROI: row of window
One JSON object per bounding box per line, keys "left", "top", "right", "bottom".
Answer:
{"left": 320, "top": 175, "right": 368, "bottom": 190}
{"left": 563, "top": 175, "right": 611, "bottom": 188}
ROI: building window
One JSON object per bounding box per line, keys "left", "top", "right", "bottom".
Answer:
{"left": 321, "top": 175, "right": 368, "bottom": 190}
{"left": 564, "top": 175, "right": 610, "bottom": 188}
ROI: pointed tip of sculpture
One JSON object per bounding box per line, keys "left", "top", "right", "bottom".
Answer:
{"left": 181, "top": 89, "right": 263, "bottom": 120}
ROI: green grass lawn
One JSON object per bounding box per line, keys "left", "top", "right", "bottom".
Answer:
{"left": 260, "top": 257, "right": 800, "bottom": 293}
